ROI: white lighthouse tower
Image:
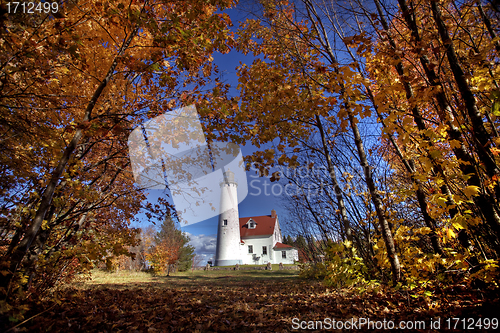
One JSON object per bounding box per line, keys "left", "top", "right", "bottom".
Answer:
{"left": 215, "top": 170, "right": 242, "bottom": 266}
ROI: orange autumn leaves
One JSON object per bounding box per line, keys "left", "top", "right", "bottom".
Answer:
{"left": 209, "top": 0, "right": 500, "bottom": 286}
{"left": 0, "top": 0, "right": 236, "bottom": 323}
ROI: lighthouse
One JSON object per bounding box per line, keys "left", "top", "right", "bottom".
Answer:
{"left": 215, "top": 170, "right": 242, "bottom": 266}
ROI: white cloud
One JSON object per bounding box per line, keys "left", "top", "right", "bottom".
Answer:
{"left": 185, "top": 233, "right": 216, "bottom": 256}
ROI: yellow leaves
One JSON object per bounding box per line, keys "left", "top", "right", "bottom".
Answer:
{"left": 402, "top": 117, "right": 413, "bottom": 127}
{"left": 57, "top": 66, "right": 71, "bottom": 75}
{"left": 414, "top": 227, "right": 432, "bottom": 235}
{"left": 341, "top": 65, "right": 354, "bottom": 79}
{"left": 41, "top": 219, "right": 49, "bottom": 231}
{"left": 469, "top": 259, "right": 500, "bottom": 286}
{"left": 48, "top": 78, "right": 60, "bottom": 88}
{"left": 428, "top": 148, "right": 442, "bottom": 160}
{"left": 419, "top": 156, "right": 433, "bottom": 173}
{"left": 490, "top": 147, "right": 500, "bottom": 156}
{"left": 445, "top": 228, "right": 457, "bottom": 240}
{"left": 451, "top": 215, "right": 466, "bottom": 230}
{"left": 462, "top": 185, "right": 480, "bottom": 198}
{"left": 471, "top": 68, "right": 494, "bottom": 93}
{"left": 449, "top": 139, "right": 462, "bottom": 149}
{"left": 337, "top": 108, "right": 347, "bottom": 120}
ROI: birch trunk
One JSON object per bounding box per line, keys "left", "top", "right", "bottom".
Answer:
{"left": 304, "top": 0, "right": 401, "bottom": 283}
{"left": 347, "top": 110, "right": 401, "bottom": 284}
{"left": 315, "top": 114, "right": 353, "bottom": 245}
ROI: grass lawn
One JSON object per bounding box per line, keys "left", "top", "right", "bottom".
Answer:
{"left": 214, "top": 264, "right": 297, "bottom": 269}
{"left": 79, "top": 268, "right": 300, "bottom": 290}
{"left": 24, "top": 269, "right": 499, "bottom": 332}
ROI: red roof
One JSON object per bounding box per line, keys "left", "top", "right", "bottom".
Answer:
{"left": 273, "top": 242, "right": 294, "bottom": 249}
{"left": 239, "top": 215, "right": 277, "bottom": 237}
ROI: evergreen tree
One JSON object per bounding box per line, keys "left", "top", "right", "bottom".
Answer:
{"left": 150, "top": 213, "right": 195, "bottom": 275}
{"left": 177, "top": 234, "right": 195, "bottom": 272}
{"left": 295, "top": 235, "right": 307, "bottom": 250}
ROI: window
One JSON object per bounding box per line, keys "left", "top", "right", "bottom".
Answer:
{"left": 262, "top": 246, "right": 267, "bottom": 255}
{"left": 223, "top": 219, "right": 227, "bottom": 226}
{"left": 282, "top": 251, "right": 286, "bottom": 259}
{"left": 248, "top": 245, "right": 253, "bottom": 254}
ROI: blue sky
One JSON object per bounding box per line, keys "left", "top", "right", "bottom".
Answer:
{"left": 134, "top": 136, "right": 290, "bottom": 263}
{"left": 132, "top": 5, "right": 292, "bottom": 263}
{"left": 134, "top": 143, "right": 289, "bottom": 263}
{"left": 130, "top": 2, "right": 379, "bottom": 263}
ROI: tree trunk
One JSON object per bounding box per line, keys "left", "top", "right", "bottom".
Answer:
{"left": 315, "top": 114, "right": 353, "bottom": 245}
{"left": 304, "top": 0, "right": 401, "bottom": 283}
{"left": 347, "top": 110, "right": 401, "bottom": 284}
{"left": 477, "top": 1, "right": 500, "bottom": 54}
{"left": 0, "top": 27, "right": 139, "bottom": 296}
{"left": 397, "top": 0, "right": 500, "bottom": 253}
{"left": 430, "top": 0, "right": 499, "bottom": 181}
{"left": 372, "top": 0, "right": 446, "bottom": 255}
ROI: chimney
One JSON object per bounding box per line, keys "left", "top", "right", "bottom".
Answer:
{"left": 271, "top": 209, "right": 277, "bottom": 218}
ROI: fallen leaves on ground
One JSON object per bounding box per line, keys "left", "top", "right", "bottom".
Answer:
{"left": 24, "top": 276, "right": 500, "bottom": 332}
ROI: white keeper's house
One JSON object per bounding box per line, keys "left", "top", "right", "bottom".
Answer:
{"left": 215, "top": 170, "right": 298, "bottom": 266}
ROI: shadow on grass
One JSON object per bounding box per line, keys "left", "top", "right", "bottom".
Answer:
{"left": 150, "top": 270, "right": 300, "bottom": 288}
{"left": 75, "top": 269, "right": 301, "bottom": 291}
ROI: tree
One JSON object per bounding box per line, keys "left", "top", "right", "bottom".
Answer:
{"left": 147, "top": 214, "right": 194, "bottom": 275}
{"left": 365, "top": 0, "right": 500, "bottom": 257}
{"left": 0, "top": 0, "right": 236, "bottom": 322}
{"left": 213, "top": 0, "right": 401, "bottom": 283}
{"left": 213, "top": 0, "right": 500, "bottom": 288}
{"left": 283, "top": 235, "right": 293, "bottom": 245}
{"left": 177, "top": 240, "right": 195, "bottom": 272}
